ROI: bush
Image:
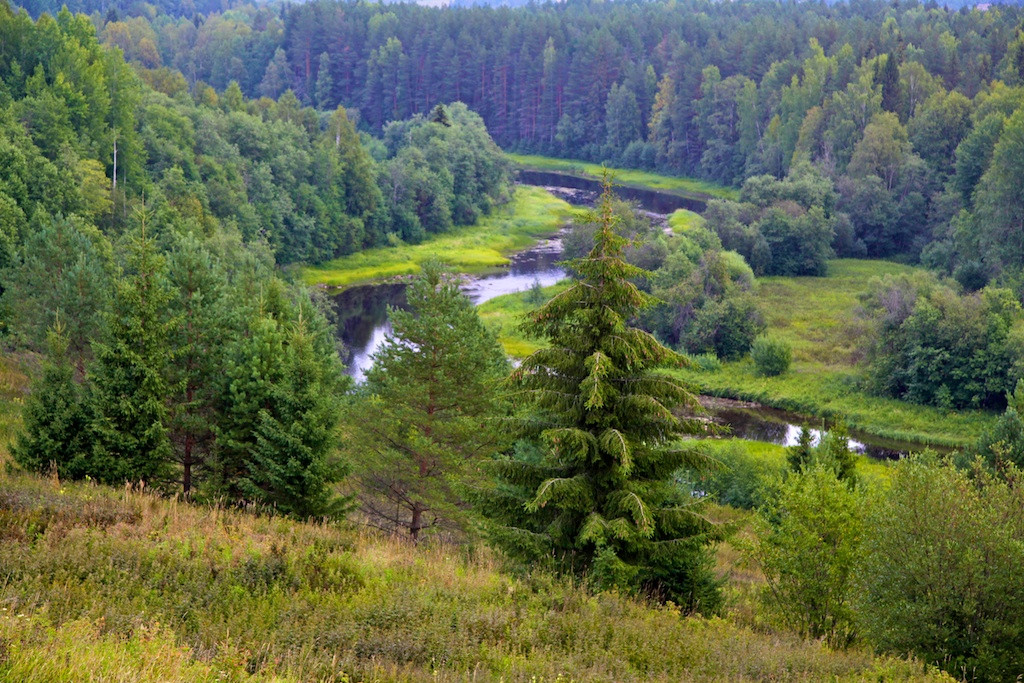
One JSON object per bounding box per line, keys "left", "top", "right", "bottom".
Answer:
{"left": 862, "top": 281, "right": 1021, "bottom": 409}
{"left": 752, "top": 464, "right": 863, "bottom": 648}
{"left": 684, "top": 352, "right": 723, "bottom": 373}
{"left": 855, "top": 456, "right": 1024, "bottom": 681}
{"left": 696, "top": 441, "right": 781, "bottom": 509}
{"left": 751, "top": 336, "right": 792, "bottom": 376}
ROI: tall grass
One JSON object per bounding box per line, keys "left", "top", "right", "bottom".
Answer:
{"left": 301, "top": 187, "right": 572, "bottom": 288}
{"left": 0, "top": 353, "right": 28, "bottom": 468}
{"left": 507, "top": 153, "right": 739, "bottom": 200}
{"left": 0, "top": 472, "right": 951, "bottom": 682}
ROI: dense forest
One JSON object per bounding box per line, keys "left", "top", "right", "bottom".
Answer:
{"left": 10, "top": 0, "right": 1024, "bottom": 288}
{"left": 4, "top": 0, "right": 1024, "bottom": 680}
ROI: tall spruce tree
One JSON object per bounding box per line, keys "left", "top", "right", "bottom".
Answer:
{"left": 12, "top": 317, "right": 92, "bottom": 478}
{"left": 315, "top": 52, "right": 334, "bottom": 110}
{"left": 346, "top": 262, "right": 509, "bottom": 541}
{"left": 88, "top": 222, "right": 175, "bottom": 486}
{"left": 484, "top": 178, "right": 721, "bottom": 611}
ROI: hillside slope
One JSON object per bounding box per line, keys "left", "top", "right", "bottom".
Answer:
{"left": 0, "top": 468, "right": 950, "bottom": 682}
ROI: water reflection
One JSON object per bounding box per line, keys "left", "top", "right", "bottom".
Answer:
{"left": 705, "top": 404, "right": 924, "bottom": 460}
{"left": 332, "top": 234, "right": 567, "bottom": 382}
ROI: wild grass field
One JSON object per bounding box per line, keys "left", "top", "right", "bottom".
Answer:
{"left": 480, "top": 259, "right": 994, "bottom": 447}
{"left": 0, "top": 461, "right": 951, "bottom": 682}
{"left": 301, "top": 186, "right": 572, "bottom": 288}
{"left": 507, "top": 154, "right": 740, "bottom": 200}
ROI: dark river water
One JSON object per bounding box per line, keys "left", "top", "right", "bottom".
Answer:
{"left": 332, "top": 233, "right": 565, "bottom": 383}
{"left": 702, "top": 400, "right": 933, "bottom": 460}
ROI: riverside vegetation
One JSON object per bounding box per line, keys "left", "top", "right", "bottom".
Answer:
{"left": 4, "top": 0, "right": 1024, "bottom": 681}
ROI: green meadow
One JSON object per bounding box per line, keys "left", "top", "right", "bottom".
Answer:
{"left": 301, "top": 186, "right": 573, "bottom": 288}
{"left": 507, "top": 153, "right": 740, "bottom": 200}
{"left": 480, "top": 259, "right": 995, "bottom": 447}
{"left": 674, "top": 259, "right": 996, "bottom": 446}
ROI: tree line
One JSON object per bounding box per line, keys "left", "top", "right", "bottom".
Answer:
{"left": 0, "top": 2, "right": 512, "bottom": 270}
{"left": 27, "top": 0, "right": 1024, "bottom": 292}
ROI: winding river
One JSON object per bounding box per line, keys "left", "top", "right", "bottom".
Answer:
{"left": 329, "top": 171, "right": 929, "bottom": 458}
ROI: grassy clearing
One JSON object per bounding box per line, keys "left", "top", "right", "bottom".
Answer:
{"left": 0, "top": 470, "right": 950, "bottom": 682}
{"left": 478, "top": 280, "right": 569, "bottom": 357}
{"left": 302, "top": 186, "right": 572, "bottom": 288}
{"left": 674, "top": 259, "right": 996, "bottom": 447}
{"left": 508, "top": 153, "right": 739, "bottom": 200}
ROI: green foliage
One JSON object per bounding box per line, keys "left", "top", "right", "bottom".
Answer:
{"left": 753, "top": 464, "right": 863, "bottom": 648}
{"left": 164, "top": 233, "right": 228, "bottom": 496}
{"left": 87, "top": 225, "right": 175, "bottom": 486}
{"left": 485, "top": 179, "right": 722, "bottom": 611}
{"left": 11, "top": 322, "right": 91, "bottom": 478}
{"left": 1, "top": 214, "right": 112, "bottom": 365}
{"left": 964, "top": 379, "right": 1024, "bottom": 475}
{"left": 697, "top": 440, "right": 779, "bottom": 509}
{"left": 345, "top": 262, "right": 509, "bottom": 540}
{"left": 706, "top": 165, "right": 836, "bottom": 277}
{"left": 861, "top": 277, "right": 1022, "bottom": 409}
{"left": 751, "top": 336, "right": 791, "bottom": 377}
{"left": 213, "top": 305, "right": 349, "bottom": 519}
{"left": 855, "top": 456, "right": 1024, "bottom": 681}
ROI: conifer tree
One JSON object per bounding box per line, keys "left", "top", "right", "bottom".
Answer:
{"left": 165, "top": 233, "right": 226, "bottom": 496}
{"left": 347, "top": 262, "right": 509, "bottom": 541}
{"left": 12, "top": 317, "right": 92, "bottom": 478}
{"left": 88, "top": 222, "right": 175, "bottom": 486}
{"left": 878, "top": 52, "right": 903, "bottom": 116}
{"left": 787, "top": 426, "right": 815, "bottom": 471}
{"left": 484, "top": 178, "right": 722, "bottom": 611}
{"left": 315, "top": 52, "right": 334, "bottom": 110}
{"left": 429, "top": 103, "right": 452, "bottom": 127}
{"left": 240, "top": 314, "right": 349, "bottom": 519}
{"left": 214, "top": 303, "right": 349, "bottom": 519}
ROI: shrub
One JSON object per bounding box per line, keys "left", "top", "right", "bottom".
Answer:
{"left": 684, "top": 352, "right": 723, "bottom": 373}
{"left": 751, "top": 336, "right": 792, "bottom": 376}
{"left": 752, "top": 464, "right": 863, "bottom": 648}
{"left": 697, "top": 441, "right": 781, "bottom": 509}
{"left": 855, "top": 456, "right": 1024, "bottom": 681}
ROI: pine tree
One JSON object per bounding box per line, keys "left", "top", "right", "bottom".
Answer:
{"left": 12, "top": 318, "right": 92, "bottom": 478}
{"left": 238, "top": 314, "right": 349, "bottom": 519}
{"left": 214, "top": 303, "right": 349, "bottom": 518}
{"left": 878, "top": 52, "right": 902, "bottom": 116}
{"left": 347, "top": 262, "right": 509, "bottom": 541}
{"left": 88, "top": 223, "right": 175, "bottom": 486}
{"left": 484, "top": 178, "right": 722, "bottom": 611}
{"left": 315, "top": 52, "right": 334, "bottom": 110}
{"left": 787, "top": 426, "right": 815, "bottom": 472}
{"left": 429, "top": 103, "right": 452, "bottom": 127}
{"left": 165, "top": 233, "right": 226, "bottom": 497}
{"left": 213, "top": 312, "right": 285, "bottom": 503}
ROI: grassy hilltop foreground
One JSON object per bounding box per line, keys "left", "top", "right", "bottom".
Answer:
{"left": 0, "top": 470, "right": 949, "bottom": 682}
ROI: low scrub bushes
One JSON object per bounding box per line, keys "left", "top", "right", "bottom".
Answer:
{"left": 751, "top": 336, "right": 792, "bottom": 376}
